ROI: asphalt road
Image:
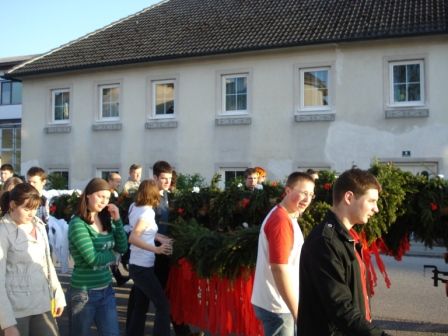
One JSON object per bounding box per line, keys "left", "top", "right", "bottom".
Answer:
{"left": 371, "top": 254, "right": 448, "bottom": 336}
{"left": 55, "top": 253, "right": 448, "bottom": 335}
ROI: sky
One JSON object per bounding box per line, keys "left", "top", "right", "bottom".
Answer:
{"left": 1, "top": 0, "right": 162, "bottom": 59}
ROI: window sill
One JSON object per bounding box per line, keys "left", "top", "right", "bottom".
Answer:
{"left": 294, "top": 113, "right": 335, "bottom": 122}
{"left": 92, "top": 122, "right": 122, "bottom": 131}
{"left": 215, "top": 116, "right": 251, "bottom": 126}
{"left": 385, "top": 108, "right": 429, "bottom": 119}
{"left": 44, "top": 125, "right": 71, "bottom": 134}
{"left": 145, "top": 120, "right": 178, "bottom": 129}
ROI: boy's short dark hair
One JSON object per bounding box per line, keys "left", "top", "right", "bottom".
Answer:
{"left": 153, "top": 161, "right": 173, "bottom": 177}
{"left": 244, "top": 168, "right": 258, "bottom": 179}
{"left": 285, "top": 172, "right": 315, "bottom": 188}
{"left": 129, "top": 164, "right": 142, "bottom": 172}
{"left": 0, "top": 164, "right": 14, "bottom": 173}
{"left": 332, "top": 168, "right": 381, "bottom": 205}
{"left": 27, "top": 166, "right": 47, "bottom": 180}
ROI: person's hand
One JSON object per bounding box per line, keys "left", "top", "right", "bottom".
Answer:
{"left": 106, "top": 203, "right": 120, "bottom": 221}
{"left": 157, "top": 242, "right": 173, "bottom": 255}
{"left": 4, "top": 325, "right": 20, "bottom": 336}
{"left": 157, "top": 234, "right": 173, "bottom": 245}
{"left": 54, "top": 306, "right": 64, "bottom": 317}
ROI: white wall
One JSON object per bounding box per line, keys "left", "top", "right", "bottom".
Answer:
{"left": 20, "top": 35, "right": 448, "bottom": 188}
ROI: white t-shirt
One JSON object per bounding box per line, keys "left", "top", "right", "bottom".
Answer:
{"left": 128, "top": 203, "right": 158, "bottom": 267}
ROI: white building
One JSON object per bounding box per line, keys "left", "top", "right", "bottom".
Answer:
{"left": 6, "top": 0, "right": 448, "bottom": 189}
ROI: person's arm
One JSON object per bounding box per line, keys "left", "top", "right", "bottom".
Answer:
{"left": 129, "top": 219, "right": 172, "bottom": 255}
{"left": 69, "top": 217, "right": 116, "bottom": 267}
{"left": 107, "top": 204, "right": 128, "bottom": 254}
{"left": 0, "top": 228, "right": 18, "bottom": 330}
{"left": 271, "top": 263, "right": 298, "bottom": 320}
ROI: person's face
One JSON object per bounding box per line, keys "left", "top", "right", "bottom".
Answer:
{"left": 130, "top": 168, "right": 142, "bottom": 182}
{"left": 10, "top": 200, "right": 38, "bottom": 224}
{"left": 284, "top": 179, "right": 315, "bottom": 215}
{"left": 155, "top": 172, "right": 172, "bottom": 191}
{"left": 1, "top": 170, "right": 13, "bottom": 182}
{"left": 86, "top": 190, "right": 111, "bottom": 213}
{"left": 245, "top": 173, "right": 258, "bottom": 189}
{"left": 348, "top": 188, "right": 379, "bottom": 225}
{"left": 109, "top": 174, "right": 121, "bottom": 190}
{"left": 258, "top": 175, "right": 266, "bottom": 183}
{"left": 27, "top": 175, "right": 46, "bottom": 193}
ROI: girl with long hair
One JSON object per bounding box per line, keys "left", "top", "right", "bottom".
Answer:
{"left": 67, "top": 178, "right": 128, "bottom": 336}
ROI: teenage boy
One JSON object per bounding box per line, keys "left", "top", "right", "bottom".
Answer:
{"left": 1, "top": 164, "right": 15, "bottom": 184}
{"left": 251, "top": 172, "right": 315, "bottom": 336}
{"left": 244, "top": 167, "right": 259, "bottom": 191}
{"left": 298, "top": 168, "right": 390, "bottom": 336}
{"left": 27, "top": 166, "right": 49, "bottom": 224}
{"left": 123, "top": 164, "right": 142, "bottom": 194}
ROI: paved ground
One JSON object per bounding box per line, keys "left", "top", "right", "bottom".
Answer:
{"left": 55, "top": 242, "right": 447, "bottom": 335}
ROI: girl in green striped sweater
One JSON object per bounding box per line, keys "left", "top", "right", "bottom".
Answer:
{"left": 68, "top": 178, "right": 128, "bottom": 336}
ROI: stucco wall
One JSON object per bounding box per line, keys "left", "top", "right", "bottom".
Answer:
{"left": 20, "top": 36, "right": 448, "bottom": 188}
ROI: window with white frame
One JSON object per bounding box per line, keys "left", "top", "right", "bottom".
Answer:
{"left": 389, "top": 60, "right": 424, "bottom": 106}
{"left": 99, "top": 84, "right": 120, "bottom": 120}
{"left": 299, "top": 67, "right": 330, "bottom": 111}
{"left": 51, "top": 89, "right": 70, "bottom": 123}
{"left": 220, "top": 168, "right": 246, "bottom": 189}
{"left": 96, "top": 169, "right": 120, "bottom": 181}
{"left": 152, "top": 79, "right": 175, "bottom": 118}
{"left": 0, "top": 81, "right": 22, "bottom": 105}
{"left": 222, "top": 74, "right": 248, "bottom": 114}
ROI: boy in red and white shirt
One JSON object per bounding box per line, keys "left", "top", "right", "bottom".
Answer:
{"left": 251, "top": 172, "right": 315, "bottom": 336}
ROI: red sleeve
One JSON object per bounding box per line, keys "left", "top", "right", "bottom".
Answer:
{"left": 264, "top": 207, "right": 294, "bottom": 264}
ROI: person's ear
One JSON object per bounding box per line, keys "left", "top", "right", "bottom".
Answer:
{"left": 9, "top": 200, "right": 16, "bottom": 211}
{"left": 344, "top": 191, "right": 354, "bottom": 205}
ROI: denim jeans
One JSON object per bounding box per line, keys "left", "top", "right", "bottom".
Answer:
{"left": 68, "top": 284, "right": 119, "bottom": 336}
{"left": 128, "top": 264, "right": 171, "bottom": 335}
{"left": 253, "top": 304, "right": 295, "bottom": 336}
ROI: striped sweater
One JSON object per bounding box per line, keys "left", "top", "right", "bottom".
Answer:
{"left": 68, "top": 216, "right": 128, "bottom": 289}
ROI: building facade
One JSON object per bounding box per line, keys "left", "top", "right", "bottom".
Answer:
{"left": 6, "top": 0, "right": 448, "bottom": 188}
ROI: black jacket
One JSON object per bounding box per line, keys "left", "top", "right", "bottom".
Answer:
{"left": 297, "top": 210, "right": 385, "bottom": 336}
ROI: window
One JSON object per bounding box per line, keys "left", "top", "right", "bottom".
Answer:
{"left": 222, "top": 74, "right": 248, "bottom": 114}
{"left": 99, "top": 84, "right": 120, "bottom": 120}
{"left": 299, "top": 67, "right": 330, "bottom": 111}
{"left": 51, "top": 89, "right": 70, "bottom": 123}
{"left": 96, "top": 169, "right": 119, "bottom": 180}
{"left": 389, "top": 60, "right": 424, "bottom": 106}
{"left": 220, "top": 168, "right": 246, "bottom": 189}
{"left": 0, "top": 126, "right": 21, "bottom": 173}
{"left": 152, "top": 80, "right": 175, "bottom": 118}
{"left": 0, "top": 81, "right": 22, "bottom": 105}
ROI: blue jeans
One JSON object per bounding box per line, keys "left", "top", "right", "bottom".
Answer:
{"left": 68, "top": 284, "right": 119, "bottom": 336}
{"left": 253, "top": 304, "right": 295, "bottom": 336}
{"left": 128, "top": 264, "right": 171, "bottom": 335}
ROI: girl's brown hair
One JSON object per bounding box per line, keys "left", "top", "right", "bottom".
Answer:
{"left": 76, "top": 178, "right": 112, "bottom": 231}
{"left": 135, "top": 179, "right": 160, "bottom": 208}
{"left": 1, "top": 183, "right": 41, "bottom": 217}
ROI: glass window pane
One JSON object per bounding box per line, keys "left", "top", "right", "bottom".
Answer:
{"left": 1, "top": 82, "right": 11, "bottom": 105}
{"left": 15, "top": 128, "right": 21, "bottom": 148}
{"left": 111, "top": 103, "right": 119, "bottom": 117}
{"left": 226, "top": 95, "right": 236, "bottom": 111}
{"left": 166, "top": 100, "right": 174, "bottom": 114}
{"left": 1, "top": 151, "right": 13, "bottom": 166}
{"left": 11, "top": 82, "right": 22, "bottom": 104}
{"left": 394, "top": 84, "right": 406, "bottom": 102}
{"left": 226, "top": 78, "right": 236, "bottom": 94}
{"left": 393, "top": 65, "right": 406, "bottom": 84}
{"left": 237, "top": 95, "right": 247, "bottom": 110}
{"left": 303, "top": 70, "right": 328, "bottom": 107}
{"left": 156, "top": 103, "right": 165, "bottom": 115}
{"left": 236, "top": 77, "right": 247, "bottom": 94}
{"left": 102, "top": 104, "right": 111, "bottom": 118}
{"left": 2, "top": 129, "right": 13, "bottom": 148}
{"left": 407, "top": 64, "right": 420, "bottom": 83}
{"left": 408, "top": 84, "right": 421, "bottom": 101}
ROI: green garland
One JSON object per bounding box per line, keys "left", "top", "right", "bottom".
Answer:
{"left": 49, "top": 163, "right": 448, "bottom": 278}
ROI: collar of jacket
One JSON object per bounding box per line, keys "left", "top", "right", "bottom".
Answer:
{"left": 1, "top": 213, "right": 45, "bottom": 238}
